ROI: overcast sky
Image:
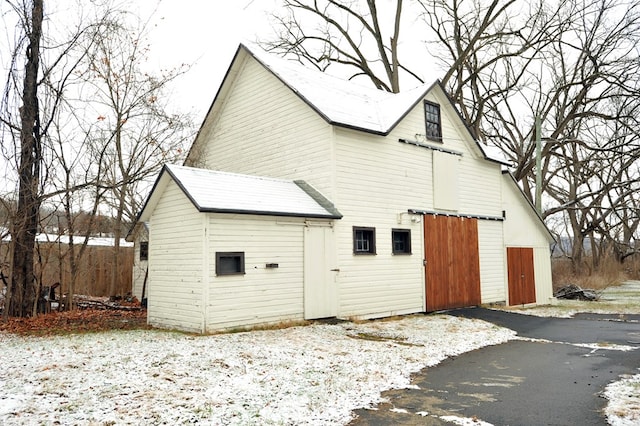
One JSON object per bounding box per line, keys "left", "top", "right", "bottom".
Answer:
{"left": 140, "top": 0, "right": 439, "bottom": 124}
{"left": 0, "top": 1, "right": 438, "bottom": 125}
{"left": 141, "top": 0, "right": 280, "bottom": 121}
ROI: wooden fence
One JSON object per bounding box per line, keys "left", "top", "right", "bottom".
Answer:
{"left": 1, "top": 242, "right": 133, "bottom": 297}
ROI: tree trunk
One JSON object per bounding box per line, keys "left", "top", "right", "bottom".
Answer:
{"left": 6, "top": 0, "right": 44, "bottom": 317}
{"left": 65, "top": 189, "right": 77, "bottom": 311}
{"left": 109, "top": 189, "right": 125, "bottom": 297}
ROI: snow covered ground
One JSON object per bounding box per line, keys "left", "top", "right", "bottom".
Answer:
{"left": 605, "top": 373, "right": 640, "bottom": 426}
{"left": 0, "top": 311, "right": 637, "bottom": 425}
{"left": 0, "top": 315, "right": 514, "bottom": 425}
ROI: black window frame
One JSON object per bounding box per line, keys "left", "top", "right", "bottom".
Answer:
{"left": 139, "top": 241, "right": 149, "bottom": 261}
{"left": 215, "top": 251, "right": 246, "bottom": 276}
{"left": 353, "top": 227, "right": 376, "bottom": 255}
{"left": 424, "top": 101, "right": 442, "bottom": 141}
{"left": 392, "top": 229, "right": 412, "bottom": 255}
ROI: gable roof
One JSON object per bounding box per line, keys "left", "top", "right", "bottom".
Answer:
{"left": 187, "top": 43, "right": 509, "bottom": 165}
{"left": 138, "top": 164, "right": 342, "bottom": 221}
{"left": 247, "top": 45, "right": 432, "bottom": 135}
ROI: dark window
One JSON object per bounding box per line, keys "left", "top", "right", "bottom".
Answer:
{"left": 140, "top": 242, "right": 149, "bottom": 261}
{"left": 353, "top": 227, "right": 376, "bottom": 255}
{"left": 392, "top": 229, "right": 412, "bottom": 254}
{"left": 216, "top": 252, "right": 245, "bottom": 275}
{"left": 424, "top": 101, "right": 442, "bottom": 141}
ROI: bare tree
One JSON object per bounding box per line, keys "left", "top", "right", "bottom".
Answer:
{"left": 416, "top": 0, "right": 640, "bottom": 273}
{"left": 47, "top": 123, "right": 111, "bottom": 309}
{"left": 517, "top": 1, "right": 640, "bottom": 271}
{"left": 418, "top": 0, "right": 568, "bottom": 138}
{"left": 1, "top": 0, "right": 43, "bottom": 317}
{"left": 264, "top": 0, "right": 425, "bottom": 92}
{"left": 80, "top": 14, "right": 192, "bottom": 296}
{"left": 1, "top": 2, "right": 193, "bottom": 315}
{"left": 1, "top": 0, "right": 121, "bottom": 316}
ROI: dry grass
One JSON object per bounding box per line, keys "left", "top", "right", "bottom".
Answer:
{"left": 505, "top": 298, "right": 640, "bottom": 317}
{"left": 0, "top": 307, "right": 149, "bottom": 336}
{"left": 219, "top": 319, "right": 311, "bottom": 335}
{"left": 346, "top": 314, "right": 410, "bottom": 324}
{"left": 552, "top": 255, "right": 639, "bottom": 292}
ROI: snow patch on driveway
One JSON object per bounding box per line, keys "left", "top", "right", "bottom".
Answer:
{"left": 496, "top": 296, "right": 640, "bottom": 425}
{"left": 440, "top": 414, "right": 494, "bottom": 425}
{"left": 604, "top": 372, "right": 640, "bottom": 426}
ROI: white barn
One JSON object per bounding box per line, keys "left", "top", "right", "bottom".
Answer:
{"left": 135, "top": 44, "right": 554, "bottom": 333}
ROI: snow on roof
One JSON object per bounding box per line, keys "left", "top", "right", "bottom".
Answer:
{"left": 247, "top": 44, "right": 430, "bottom": 134}
{"left": 38, "top": 235, "right": 133, "bottom": 247}
{"left": 165, "top": 164, "right": 341, "bottom": 219}
{"left": 245, "top": 45, "right": 511, "bottom": 165}
{"left": 480, "top": 143, "right": 512, "bottom": 165}
{"left": 1, "top": 231, "right": 132, "bottom": 247}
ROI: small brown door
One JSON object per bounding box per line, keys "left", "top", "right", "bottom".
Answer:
{"left": 424, "top": 215, "right": 481, "bottom": 311}
{"left": 507, "top": 247, "right": 536, "bottom": 305}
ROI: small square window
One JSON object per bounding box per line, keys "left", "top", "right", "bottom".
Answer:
{"left": 424, "top": 101, "right": 442, "bottom": 141}
{"left": 216, "top": 252, "right": 245, "bottom": 275}
{"left": 353, "top": 227, "right": 376, "bottom": 255}
{"left": 139, "top": 242, "right": 149, "bottom": 261}
{"left": 392, "top": 229, "right": 411, "bottom": 254}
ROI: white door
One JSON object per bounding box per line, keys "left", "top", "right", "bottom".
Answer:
{"left": 304, "top": 224, "right": 338, "bottom": 319}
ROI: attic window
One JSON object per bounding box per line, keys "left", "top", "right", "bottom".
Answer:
{"left": 353, "top": 227, "right": 376, "bottom": 255}
{"left": 216, "top": 252, "right": 245, "bottom": 276}
{"left": 424, "top": 101, "right": 442, "bottom": 141}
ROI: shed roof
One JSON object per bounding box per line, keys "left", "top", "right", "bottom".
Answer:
{"left": 139, "top": 164, "right": 342, "bottom": 221}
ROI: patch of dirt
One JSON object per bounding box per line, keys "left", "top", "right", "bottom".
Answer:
{"left": 0, "top": 306, "right": 151, "bottom": 336}
{"left": 348, "top": 332, "right": 422, "bottom": 347}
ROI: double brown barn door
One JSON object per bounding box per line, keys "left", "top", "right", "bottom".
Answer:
{"left": 507, "top": 247, "right": 536, "bottom": 305}
{"left": 424, "top": 215, "right": 481, "bottom": 312}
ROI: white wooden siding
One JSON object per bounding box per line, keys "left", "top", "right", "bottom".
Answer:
{"left": 502, "top": 176, "right": 552, "bottom": 247}
{"left": 147, "top": 181, "right": 205, "bottom": 333}
{"left": 534, "top": 246, "right": 554, "bottom": 303}
{"left": 198, "top": 57, "right": 336, "bottom": 199}
{"left": 330, "top": 88, "right": 506, "bottom": 318}
{"left": 332, "top": 124, "right": 426, "bottom": 318}
{"left": 205, "top": 214, "right": 307, "bottom": 331}
{"left": 478, "top": 220, "right": 507, "bottom": 303}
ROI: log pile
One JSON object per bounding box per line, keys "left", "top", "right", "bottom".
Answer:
{"left": 554, "top": 284, "right": 598, "bottom": 301}
{"left": 74, "top": 294, "right": 141, "bottom": 311}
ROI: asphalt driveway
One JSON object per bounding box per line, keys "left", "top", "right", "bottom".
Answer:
{"left": 349, "top": 308, "right": 640, "bottom": 425}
